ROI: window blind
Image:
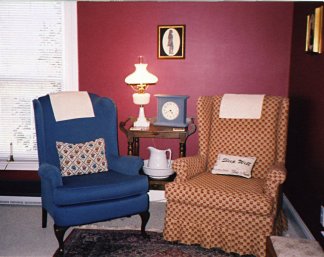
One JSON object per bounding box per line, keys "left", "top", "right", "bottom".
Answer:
{"left": 0, "top": 1, "right": 78, "bottom": 161}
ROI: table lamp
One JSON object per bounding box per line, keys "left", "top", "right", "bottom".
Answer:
{"left": 125, "top": 56, "right": 158, "bottom": 128}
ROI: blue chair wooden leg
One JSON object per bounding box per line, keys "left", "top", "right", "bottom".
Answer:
{"left": 42, "top": 208, "right": 47, "bottom": 228}
{"left": 140, "top": 211, "right": 150, "bottom": 238}
{"left": 54, "top": 224, "right": 69, "bottom": 255}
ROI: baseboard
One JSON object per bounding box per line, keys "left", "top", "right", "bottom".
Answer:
{"left": 0, "top": 195, "right": 41, "bottom": 206}
{"left": 148, "top": 190, "right": 166, "bottom": 202}
{"left": 283, "top": 193, "right": 315, "bottom": 240}
{"left": 0, "top": 191, "right": 165, "bottom": 206}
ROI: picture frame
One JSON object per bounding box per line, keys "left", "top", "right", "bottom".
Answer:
{"left": 305, "top": 6, "right": 323, "bottom": 54}
{"left": 158, "top": 25, "right": 185, "bottom": 59}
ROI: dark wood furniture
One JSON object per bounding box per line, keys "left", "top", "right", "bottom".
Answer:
{"left": 119, "top": 117, "right": 196, "bottom": 189}
{"left": 119, "top": 117, "right": 196, "bottom": 158}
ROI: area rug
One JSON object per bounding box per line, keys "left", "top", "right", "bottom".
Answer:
{"left": 53, "top": 229, "right": 256, "bottom": 257}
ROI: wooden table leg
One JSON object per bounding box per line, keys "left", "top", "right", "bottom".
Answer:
{"left": 127, "top": 141, "right": 133, "bottom": 156}
{"left": 134, "top": 137, "right": 139, "bottom": 156}
{"left": 179, "top": 142, "right": 186, "bottom": 157}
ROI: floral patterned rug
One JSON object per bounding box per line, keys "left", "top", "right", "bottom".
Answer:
{"left": 54, "top": 229, "right": 255, "bottom": 257}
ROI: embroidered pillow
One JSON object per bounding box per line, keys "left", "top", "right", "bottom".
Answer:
{"left": 56, "top": 138, "right": 108, "bottom": 177}
{"left": 211, "top": 154, "right": 256, "bottom": 178}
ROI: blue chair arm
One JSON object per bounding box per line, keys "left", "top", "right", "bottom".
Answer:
{"left": 38, "top": 163, "right": 63, "bottom": 187}
{"left": 108, "top": 155, "right": 144, "bottom": 176}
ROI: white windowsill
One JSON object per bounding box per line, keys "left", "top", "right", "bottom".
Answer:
{"left": 0, "top": 161, "right": 39, "bottom": 171}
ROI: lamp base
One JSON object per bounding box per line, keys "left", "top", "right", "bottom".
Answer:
{"left": 134, "top": 106, "right": 150, "bottom": 128}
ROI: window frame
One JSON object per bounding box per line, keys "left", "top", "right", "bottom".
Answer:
{"left": 0, "top": 1, "right": 78, "bottom": 169}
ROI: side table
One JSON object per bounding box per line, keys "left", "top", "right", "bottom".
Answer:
{"left": 119, "top": 117, "right": 196, "bottom": 190}
{"left": 119, "top": 117, "right": 196, "bottom": 158}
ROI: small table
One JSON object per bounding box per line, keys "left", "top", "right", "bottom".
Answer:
{"left": 119, "top": 117, "right": 196, "bottom": 158}
{"left": 119, "top": 117, "right": 196, "bottom": 190}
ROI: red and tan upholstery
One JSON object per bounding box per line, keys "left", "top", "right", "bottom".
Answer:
{"left": 163, "top": 95, "right": 289, "bottom": 257}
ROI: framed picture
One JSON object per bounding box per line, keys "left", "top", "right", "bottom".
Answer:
{"left": 158, "top": 25, "right": 185, "bottom": 59}
{"left": 305, "top": 6, "right": 323, "bottom": 54}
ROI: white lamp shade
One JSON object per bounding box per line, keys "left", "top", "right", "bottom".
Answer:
{"left": 125, "top": 63, "right": 158, "bottom": 85}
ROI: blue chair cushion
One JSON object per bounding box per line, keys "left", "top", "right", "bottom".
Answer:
{"left": 53, "top": 170, "right": 148, "bottom": 206}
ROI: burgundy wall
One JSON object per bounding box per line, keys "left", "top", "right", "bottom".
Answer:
{"left": 77, "top": 2, "right": 293, "bottom": 159}
{"left": 287, "top": 2, "right": 324, "bottom": 247}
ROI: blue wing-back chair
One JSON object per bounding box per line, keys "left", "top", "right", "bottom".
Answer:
{"left": 33, "top": 92, "right": 150, "bottom": 254}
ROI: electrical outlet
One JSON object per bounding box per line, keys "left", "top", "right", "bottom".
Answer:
{"left": 321, "top": 205, "right": 324, "bottom": 227}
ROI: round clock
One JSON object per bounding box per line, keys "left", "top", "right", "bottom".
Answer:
{"left": 154, "top": 95, "right": 189, "bottom": 127}
{"left": 162, "top": 101, "right": 180, "bottom": 120}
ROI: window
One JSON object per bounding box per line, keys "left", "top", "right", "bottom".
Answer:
{"left": 0, "top": 1, "right": 78, "bottom": 162}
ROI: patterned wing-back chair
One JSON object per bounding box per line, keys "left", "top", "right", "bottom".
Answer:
{"left": 164, "top": 95, "right": 289, "bottom": 257}
{"left": 33, "top": 92, "right": 150, "bottom": 254}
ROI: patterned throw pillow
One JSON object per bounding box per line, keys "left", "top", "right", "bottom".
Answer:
{"left": 56, "top": 138, "right": 108, "bottom": 177}
{"left": 211, "top": 154, "right": 256, "bottom": 178}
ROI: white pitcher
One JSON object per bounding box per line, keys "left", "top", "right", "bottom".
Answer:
{"left": 147, "top": 147, "right": 172, "bottom": 169}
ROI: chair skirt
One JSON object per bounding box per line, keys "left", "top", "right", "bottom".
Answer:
{"left": 163, "top": 200, "right": 285, "bottom": 257}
